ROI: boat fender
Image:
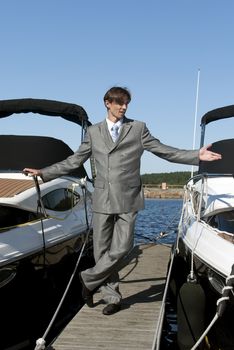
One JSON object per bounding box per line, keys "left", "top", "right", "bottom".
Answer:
{"left": 217, "top": 264, "right": 234, "bottom": 318}
{"left": 34, "top": 338, "right": 46, "bottom": 350}
{"left": 177, "top": 282, "right": 206, "bottom": 350}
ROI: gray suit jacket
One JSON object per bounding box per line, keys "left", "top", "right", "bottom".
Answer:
{"left": 41, "top": 117, "right": 199, "bottom": 214}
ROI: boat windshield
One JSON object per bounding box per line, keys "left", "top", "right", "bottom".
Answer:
{"left": 209, "top": 211, "right": 234, "bottom": 234}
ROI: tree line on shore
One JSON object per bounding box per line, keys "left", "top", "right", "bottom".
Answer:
{"left": 141, "top": 171, "right": 196, "bottom": 186}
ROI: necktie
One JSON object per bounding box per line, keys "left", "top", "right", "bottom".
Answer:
{"left": 111, "top": 124, "right": 119, "bottom": 142}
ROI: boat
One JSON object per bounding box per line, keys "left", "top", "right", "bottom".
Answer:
{"left": 171, "top": 105, "right": 234, "bottom": 349}
{"left": 0, "top": 98, "right": 94, "bottom": 350}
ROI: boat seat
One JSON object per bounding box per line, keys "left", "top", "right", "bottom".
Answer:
{"left": 199, "top": 139, "right": 234, "bottom": 174}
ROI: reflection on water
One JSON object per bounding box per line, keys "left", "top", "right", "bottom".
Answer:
{"left": 135, "top": 199, "right": 183, "bottom": 245}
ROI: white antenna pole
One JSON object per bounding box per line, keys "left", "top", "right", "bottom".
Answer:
{"left": 191, "top": 69, "right": 200, "bottom": 177}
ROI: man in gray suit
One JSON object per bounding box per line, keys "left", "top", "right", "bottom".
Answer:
{"left": 24, "top": 86, "right": 221, "bottom": 315}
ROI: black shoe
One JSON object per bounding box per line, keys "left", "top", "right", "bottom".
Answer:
{"left": 102, "top": 304, "right": 121, "bottom": 315}
{"left": 79, "top": 272, "right": 94, "bottom": 308}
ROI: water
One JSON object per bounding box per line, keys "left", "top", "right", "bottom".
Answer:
{"left": 135, "top": 198, "right": 183, "bottom": 245}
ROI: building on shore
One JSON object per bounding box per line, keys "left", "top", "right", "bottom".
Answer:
{"left": 143, "top": 183, "right": 184, "bottom": 199}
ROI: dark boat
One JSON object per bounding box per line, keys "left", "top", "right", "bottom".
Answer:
{"left": 0, "top": 98, "right": 94, "bottom": 349}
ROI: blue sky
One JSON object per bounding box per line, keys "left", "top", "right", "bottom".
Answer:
{"left": 1, "top": 0, "right": 234, "bottom": 175}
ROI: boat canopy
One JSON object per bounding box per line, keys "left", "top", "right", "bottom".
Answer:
{"left": 0, "top": 98, "right": 91, "bottom": 127}
{"left": 201, "top": 105, "right": 234, "bottom": 126}
{"left": 0, "top": 98, "right": 91, "bottom": 178}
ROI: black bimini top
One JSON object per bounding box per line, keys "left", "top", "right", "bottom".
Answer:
{"left": 201, "top": 105, "right": 234, "bottom": 125}
{"left": 0, "top": 98, "right": 91, "bottom": 127}
{"left": 199, "top": 104, "right": 234, "bottom": 174}
{"left": 0, "top": 98, "right": 91, "bottom": 178}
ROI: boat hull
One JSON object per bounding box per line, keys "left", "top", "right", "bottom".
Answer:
{"left": 0, "top": 230, "right": 94, "bottom": 350}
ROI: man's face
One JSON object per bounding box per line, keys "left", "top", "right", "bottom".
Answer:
{"left": 106, "top": 100, "right": 128, "bottom": 122}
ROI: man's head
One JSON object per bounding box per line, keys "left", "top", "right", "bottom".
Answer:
{"left": 104, "top": 86, "right": 131, "bottom": 122}
{"left": 104, "top": 86, "right": 131, "bottom": 106}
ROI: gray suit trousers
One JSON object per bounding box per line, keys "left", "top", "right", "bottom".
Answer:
{"left": 81, "top": 211, "right": 137, "bottom": 304}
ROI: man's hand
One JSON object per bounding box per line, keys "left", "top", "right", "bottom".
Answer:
{"left": 199, "top": 144, "right": 222, "bottom": 161}
{"left": 23, "top": 168, "right": 42, "bottom": 177}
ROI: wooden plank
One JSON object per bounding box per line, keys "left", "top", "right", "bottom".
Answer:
{"left": 52, "top": 243, "right": 171, "bottom": 350}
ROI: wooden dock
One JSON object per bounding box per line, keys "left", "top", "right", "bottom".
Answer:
{"left": 51, "top": 243, "right": 171, "bottom": 350}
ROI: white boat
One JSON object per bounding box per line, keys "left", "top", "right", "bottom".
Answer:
{"left": 174, "top": 105, "right": 234, "bottom": 350}
{"left": 0, "top": 98, "right": 94, "bottom": 349}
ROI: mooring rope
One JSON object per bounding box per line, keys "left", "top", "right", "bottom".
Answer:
{"left": 34, "top": 218, "right": 93, "bottom": 350}
{"left": 151, "top": 192, "right": 185, "bottom": 348}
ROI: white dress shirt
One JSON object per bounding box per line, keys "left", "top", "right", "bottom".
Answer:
{"left": 106, "top": 117, "right": 123, "bottom": 137}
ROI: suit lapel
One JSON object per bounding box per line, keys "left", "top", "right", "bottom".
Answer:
{"left": 117, "top": 118, "right": 132, "bottom": 144}
{"left": 100, "top": 120, "right": 114, "bottom": 151}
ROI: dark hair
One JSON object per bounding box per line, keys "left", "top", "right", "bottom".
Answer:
{"left": 103, "top": 86, "right": 131, "bottom": 105}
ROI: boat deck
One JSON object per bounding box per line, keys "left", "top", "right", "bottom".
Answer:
{"left": 0, "top": 178, "right": 38, "bottom": 197}
{"left": 51, "top": 243, "right": 171, "bottom": 350}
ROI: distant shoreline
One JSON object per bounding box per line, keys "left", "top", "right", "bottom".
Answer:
{"left": 143, "top": 187, "right": 184, "bottom": 199}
